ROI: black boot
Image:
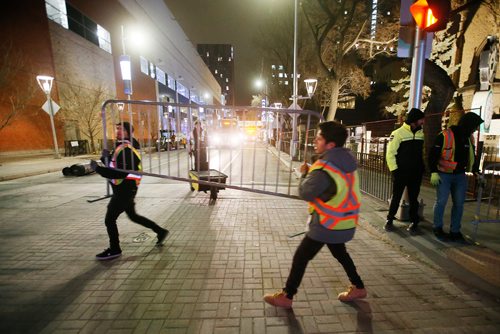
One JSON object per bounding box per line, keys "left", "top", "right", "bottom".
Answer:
{"left": 384, "top": 219, "right": 394, "bottom": 231}
{"left": 407, "top": 222, "right": 418, "bottom": 235}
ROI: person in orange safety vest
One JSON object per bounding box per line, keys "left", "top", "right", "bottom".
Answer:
{"left": 263, "top": 121, "right": 366, "bottom": 309}
{"left": 90, "top": 122, "right": 169, "bottom": 260}
{"left": 428, "top": 112, "right": 483, "bottom": 242}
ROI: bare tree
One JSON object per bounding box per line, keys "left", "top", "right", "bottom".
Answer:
{"left": 60, "top": 84, "right": 112, "bottom": 153}
{"left": 0, "top": 41, "right": 37, "bottom": 132}
{"left": 301, "top": 0, "right": 400, "bottom": 120}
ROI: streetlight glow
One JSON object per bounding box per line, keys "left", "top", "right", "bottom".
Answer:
{"left": 119, "top": 55, "right": 132, "bottom": 81}
{"left": 36, "top": 74, "right": 60, "bottom": 159}
{"left": 304, "top": 78, "right": 318, "bottom": 98}
{"left": 36, "top": 75, "right": 54, "bottom": 94}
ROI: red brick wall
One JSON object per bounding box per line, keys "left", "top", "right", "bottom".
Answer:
{"left": 0, "top": 0, "right": 63, "bottom": 153}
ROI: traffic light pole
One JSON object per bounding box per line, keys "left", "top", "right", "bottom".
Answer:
{"left": 408, "top": 26, "right": 427, "bottom": 109}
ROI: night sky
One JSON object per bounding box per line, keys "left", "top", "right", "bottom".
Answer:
{"left": 163, "top": 0, "right": 290, "bottom": 105}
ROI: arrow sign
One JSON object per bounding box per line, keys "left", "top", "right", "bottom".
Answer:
{"left": 42, "top": 99, "right": 60, "bottom": 115}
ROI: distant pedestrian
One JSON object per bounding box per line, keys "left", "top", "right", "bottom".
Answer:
{"left": 191, "top": 120, "right": 208, "bottom": 171}
{"left": 428, "top": 112, "right": 483, "bottom": 242}
{"left": 263, "top": 121, "right": 366, "bottom": 308}
{"left": 90, "top": 122, "right": 169, "bottom": 260}
{"left": 384, "top": 108, "right": 425, "bottom": 234}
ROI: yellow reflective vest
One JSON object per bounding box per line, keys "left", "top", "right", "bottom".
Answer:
{"left": 307, "top": 159, "right": 361, "bottom": 230}
{"left": 109, "top": 141, "right": 142, "bottom": 186}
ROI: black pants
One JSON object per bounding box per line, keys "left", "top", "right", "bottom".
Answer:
{"left": 388, "top": 170, "right": 423, "bottom": 223}
{"left": 284, "top": 236, "right": 364, "bottom": 298}
{"left": 105, "top": 187, "right": 162, "bottom": 251}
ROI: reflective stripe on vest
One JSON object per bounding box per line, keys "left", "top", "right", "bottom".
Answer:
{"left": 307, "top": 160, "right": 360, "bottom": 230}
{"left": 438, "top": 128, "right": 458, "bottom": 173}
{"left": 109, "top": 141, "right": 142, "bottom": 186}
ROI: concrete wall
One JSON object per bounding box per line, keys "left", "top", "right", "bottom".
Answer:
{"left": 48, "top": 21, "right": 116, "bottom": 142}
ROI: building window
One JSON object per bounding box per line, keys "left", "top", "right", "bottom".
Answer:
{"left": 215, "top": 69, "right": 218, "bottom": 74}
{"left": 226, "top": 86, "right": 229, "bottom": 91}
{"left": 46, "top": 1, "right": 112, "bottom": 54}
{"left": 140, "top": 56, "right": 149, "bottom": 75}
{"left": 156, "top": 67, "right": 166, "bottom": 85}
{"left": 177, "top": 82, "right": 188, "bottom": 98}
{"left": 97, "top": 25, "right": 111, "bottom": 53}
{"left": 45, "top": 0, "right": 68, "bottom": 28}
{"left": 167, "top": 75, "right": 176, "bottom": 90}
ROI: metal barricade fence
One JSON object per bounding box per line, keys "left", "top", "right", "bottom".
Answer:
{"left": 471, "top": 162, "right": 500, "bottom": 242}
{"left": 98, "top": 99, "right": 323, "bottom": 201}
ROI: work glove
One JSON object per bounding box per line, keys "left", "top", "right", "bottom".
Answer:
{"left": 430, "top": 172, "right": 441, "bottom": 186}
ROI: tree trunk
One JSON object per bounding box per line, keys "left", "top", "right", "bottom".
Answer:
{"left": 423, "top": 59, "right": 456, "bottom": 114}
{"left": 326, "top": 78, "right": 340, "bottom": 121}
{"left": 422, "top": 59, "right": 456, "bottom": 167}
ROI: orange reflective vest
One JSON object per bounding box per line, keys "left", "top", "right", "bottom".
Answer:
{"left": 307, "top": 160, "right": 361, "bottom": 230}
{"left": 109, "top": 141, "right": 142, "bottom": 186}
{"left": 438, "top": 128, "right": 474, "bottom": 173}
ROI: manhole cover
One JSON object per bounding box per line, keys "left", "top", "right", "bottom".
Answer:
{"left": 133, "top": 232, "right": 151, "bottom": 243}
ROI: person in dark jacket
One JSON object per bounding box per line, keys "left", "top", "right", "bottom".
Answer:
{"left": 385, "top": 108, "right": 425, "bottom": 234}
{"left": 90, "top": 122, "right": 169, "bottom": 260}
{"left": 263, "top": 121, "right": 366, "bottom": 308}
{"left": 428, "top": 112, "right": 483, "bottom": 242}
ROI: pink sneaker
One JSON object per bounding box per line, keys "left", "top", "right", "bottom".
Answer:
{"left": 263, "top": 290, "right": 293, "bottom": 308}
{"left": 338, "top": 285, "right": 367, "bottom": 302}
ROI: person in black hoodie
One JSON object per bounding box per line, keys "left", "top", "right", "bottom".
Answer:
{"left": 428, "top": 112, "right": 483, "bottom": 242}
{"left": 90, "top": 122, "right": 169, "bottom": 260}
{"left": 263, "top": 121, "right": 366, "bottom": 308}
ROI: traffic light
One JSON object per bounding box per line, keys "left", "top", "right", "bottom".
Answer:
{"left": 410, "top": 0, "right": 451, "bottom": 32}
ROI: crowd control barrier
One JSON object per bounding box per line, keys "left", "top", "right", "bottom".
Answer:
{"left": 93, "top": 99, "right": 323, "bottom": 203}
{"left": 470, "top": 162, "right": 500, "bottom": 242}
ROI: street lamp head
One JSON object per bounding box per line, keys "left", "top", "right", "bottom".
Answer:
{"left": 119, "top": 55, "right": 133, "bottom": 95}
{"left": 36, "top": 75, "right": 54, "bottom": 95}
{"left": 304, "top": 78, "right": 318, "bottom": 98}
{"left": 119, "top": 55, "right": 132, "bottom": 81}
{"left": 255, "top": 78, "right": 265, "bottom": 89}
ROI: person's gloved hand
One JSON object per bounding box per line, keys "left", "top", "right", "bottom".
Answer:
{"left": 90, "top": 160, "right": 98, "bottom": 171}
{"left": 430, "top": 172, "right": 441, "bottom": 186}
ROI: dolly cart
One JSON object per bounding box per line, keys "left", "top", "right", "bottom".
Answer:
{"left": 188, "top": 169, "right": 228, "bottom": 203}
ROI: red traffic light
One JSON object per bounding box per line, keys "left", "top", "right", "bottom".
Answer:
{"left": 410, "top": 0, "right": 451, "bottom": 32}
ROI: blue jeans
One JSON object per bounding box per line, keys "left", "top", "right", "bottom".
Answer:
{"left": 433, "top": 172, "right": 467, "bottom": 233}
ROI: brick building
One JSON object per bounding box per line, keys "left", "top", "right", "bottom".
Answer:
{"left": 0, "top": 0, "right": 221, "bottom": 155}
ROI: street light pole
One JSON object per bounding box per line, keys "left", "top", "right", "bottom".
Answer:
{"left": 290, "top": 0, "right": 299, "bottom": 160}
{"left": 36, "top": 75, "right": 60, "bottom": 159}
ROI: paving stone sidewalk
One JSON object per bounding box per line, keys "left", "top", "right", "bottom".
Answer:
{"left": 0, "top": 174, "right": 498, "bottom": 333}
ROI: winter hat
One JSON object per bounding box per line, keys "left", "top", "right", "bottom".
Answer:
{"left": 458, "top": 112, "right": 484, "bottom": 135}
{"left": 117, "top": 121, "right": 133, "bottom": 137}
{"left": 405, "top": 108, "right": 425, "bottom": 124}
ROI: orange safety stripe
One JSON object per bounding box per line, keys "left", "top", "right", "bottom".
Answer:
{"left": 308, "top": 160, "right": 360, "bottom": 230}
{"left": 438, "top": 129, "right": 458, "bottom": 172}
{"left": 110, "top": 141, "right": 142, "bottom": 186}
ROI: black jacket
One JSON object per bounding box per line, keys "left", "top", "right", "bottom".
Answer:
{"left": 95, "top": 139, "right": 141, "bottom": 191}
